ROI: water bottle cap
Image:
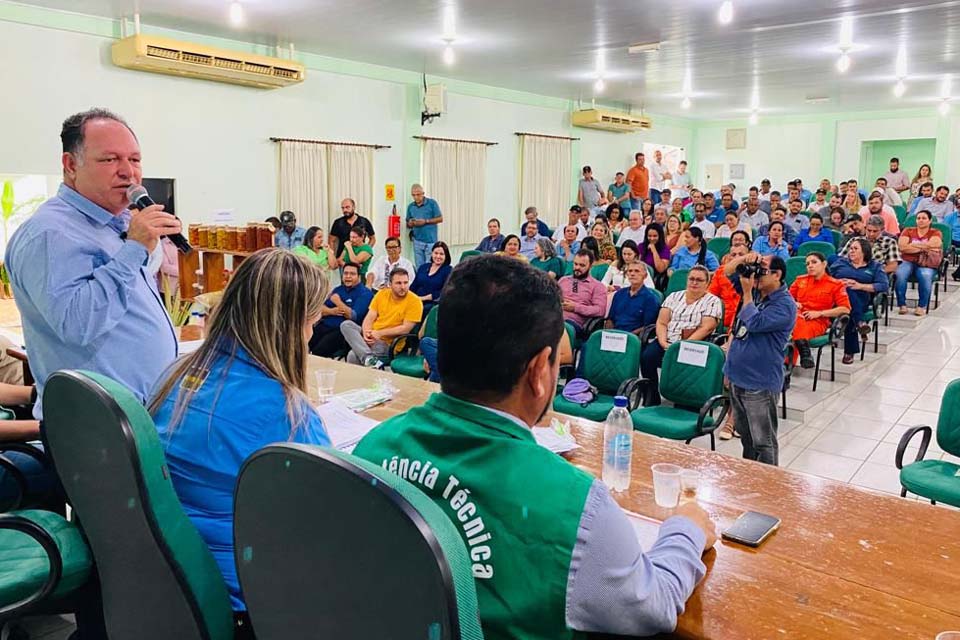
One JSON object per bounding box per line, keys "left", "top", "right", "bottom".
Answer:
{"left": 613, "top": 395, "right": 628, "bottom": 408}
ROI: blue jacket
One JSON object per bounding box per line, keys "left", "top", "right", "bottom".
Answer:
{"left": 476, "top": 234, "right": 504, "bottom": 253}
{"left": 321, "top": 283, "right": 374, "bottom": 329}
{"left": 153, "top": 343, "right": 329, "bottom": 610}
{"left": 670, "top": 246, "right": 720, "bottom": 271}
{"left": 724, "top": 286, "right": 797, "bottom": 393}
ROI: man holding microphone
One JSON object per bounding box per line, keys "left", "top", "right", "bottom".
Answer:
{"left": 6, "top": 108, "right": 180, "bottom": 418}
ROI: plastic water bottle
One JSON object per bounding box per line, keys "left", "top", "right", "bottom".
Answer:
{"left": 602, "top": 396, "right": 633, "bottom": 492}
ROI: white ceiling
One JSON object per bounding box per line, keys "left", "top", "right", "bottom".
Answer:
{"left": 18, "top": 0, "right": 960, "bottom": 119}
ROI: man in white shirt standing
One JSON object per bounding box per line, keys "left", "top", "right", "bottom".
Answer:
{"left": 367, "top": 236, "right": 416, "bottom": 291}
{"left": 882, "top": 157, "right": 911, "bottom": 194}
{"left": 671, "top": 160, "right": 691, "bottom": 199}
{"left": 648, "top": 149, "right": 669, "bottom": 206}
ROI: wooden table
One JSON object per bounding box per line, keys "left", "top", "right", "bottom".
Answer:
{"left": 309, "top": 357, "right": 960, "bottom": 639}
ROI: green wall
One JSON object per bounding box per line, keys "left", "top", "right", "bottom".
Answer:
{"left": 860, "top": 138, "right": 936, "bottom": 190}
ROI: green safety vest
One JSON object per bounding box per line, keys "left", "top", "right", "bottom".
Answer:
{"left": 353, "top": 392, "right": 593, "bottom": 640}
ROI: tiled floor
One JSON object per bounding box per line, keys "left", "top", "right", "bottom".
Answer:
{"left": 691, "top": 278, "right": 960, "bottom": 507}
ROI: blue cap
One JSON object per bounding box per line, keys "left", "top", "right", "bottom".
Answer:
{"left": 613, "top": 396, "right": 628, "bottom": 408}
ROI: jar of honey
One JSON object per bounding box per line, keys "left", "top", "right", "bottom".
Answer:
{"left": 257, "top": 223, "right": 274, "bottom": 250}
{"left": 198, "top": 225, "right": 210, "bottom": 248}
{"left": 216, "top": 226, "right": 228, "bottom": 250}
{"left": 245, "top": 224, "right": 257, "bottom": 252}
{"left": 225, "top": 226, "right": 238, "bottom": 251}
{"left": 188, "top": 224, "right": 200, "bottom": 246}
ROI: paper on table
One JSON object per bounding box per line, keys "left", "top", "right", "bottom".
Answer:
{"left": 624, "top": 510, "right": 662, "bottom": 552}
{"left": 533, "top": 423, "right": 580, "bottom": 454}
{"left": 315, "top": 398, "right": 380, "bottom": 451}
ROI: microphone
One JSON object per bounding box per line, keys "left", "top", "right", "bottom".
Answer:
{"left": 126, "top": 184, "right": 193, "bottom": 254}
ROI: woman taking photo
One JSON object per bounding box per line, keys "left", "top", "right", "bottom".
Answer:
{"left": 411, "top": 241, "right": 453, "bottom": 316}
{"left": 151, "top": 249, "right": 330, "bottom": 626}
{"left": 895, "top": 209, "right": 942, "bottom": 316}
{"left": 530, "top": 237, "right": 565, "bottom": 279}
{"left": 829, "top": 238, "right": 889, "bottom": 364}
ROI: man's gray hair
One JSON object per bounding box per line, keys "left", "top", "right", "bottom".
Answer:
{"left": 61, "top": 108, "right": 136, "bottom": 157}
{"left": 866, "top": 215, "right": 885, "bottom": 228}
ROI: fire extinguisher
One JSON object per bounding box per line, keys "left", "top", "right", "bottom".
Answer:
{"left": 388, "top": 204, "right": 401, "bottom": 238}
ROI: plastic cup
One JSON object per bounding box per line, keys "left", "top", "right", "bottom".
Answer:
{"left": 316, "top": 369, "right": 336, "bottom": 404}
{"left": 680, "top": 469, "right": 701, "bottom": 503}
{"left": 937, "top": 633, "right": 960, "bottom": 640}
{"left": 651, "top": 463, "right": 682, "bottom": 508}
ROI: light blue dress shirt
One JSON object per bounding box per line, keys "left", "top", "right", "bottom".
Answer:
{"left": 406, "top": 197, "right": 442, "bottom": 243}
{"left": 5, "top": 184, "right": 177, "bottom": 418}
{"left": 519, "top": 234, "right": 543, "bottom": 259}
{"left": 274, "top": 226, "right": 307, "bottom": 249}
{"left": 752, "top": 235, "right": 792, "bottom": 262}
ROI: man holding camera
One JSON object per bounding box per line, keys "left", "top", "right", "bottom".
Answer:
{"left": 724, "top": 256, "right": 797, "bottom": 466}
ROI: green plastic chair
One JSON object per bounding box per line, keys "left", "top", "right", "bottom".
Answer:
{"left": 43, "top": 371, "right": 234, "bottom": 640}
{"left": 590, "top": 263, "right": 609, "bottom": 281}
{"left": 664, "top": 269, "right": 689, "bottom": 297}
{"left": 809, "top": 316, "right": 849, "bottom": 392}
{"left": 553, "top": 330, "right": 643, "bottom": 421}
{"left": 933, "top": 222, "right": 953, "bottom": 291}
{"left": 785, "top": 256, "right": 807, "bottom": 287}
{"left": 830, "top": 229, "right": 843, "bottom": 249}
{"left": 796, "top": 241, "right": 836, "bottom": 258}
{"left": 893, "top": 205, "right": 908, "bottom": 225}
{"left": 389, "top": 306, "right": 439, "bottom": 379}
{"left": 458, "top": 250, "right": 482, "bottom": 263}
{"left": 630, "top": 340, "right": 729, "bottom": 450}
{"left": 897, "top": 379, "right": 960, "bottom": 507}
{"left": 903, "top": 214, "right": 918, "bottom": 228}
{"left": 234, "top": 445, "right": 484, "bottom": 640}
{"left": 563, "top": 261, "right": 575, "bottom": 276}
{"left": 707, "top": 237, "right": 730, "bottom": 260}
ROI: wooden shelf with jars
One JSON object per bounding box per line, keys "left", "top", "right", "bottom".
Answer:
{"left": 178, "top": 222, "right": 275, "bottom": 299}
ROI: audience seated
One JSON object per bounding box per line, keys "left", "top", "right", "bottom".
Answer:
{"left": 895, "top": 210, "right": 942, "bottom": 316}
{"left": 606, "top": 262, "right": 662, "bottom": 334}
{"left": 151, "top": 249, "right": 331, "bottom": 613}
{"left": 310, "top": 262, "right": 373, "bottom": 358}
{"left": 807, "top": 188, "right": 828, "bottom": 213}
{"left": 497, "top": 234, "right": 527, "bottom": 262}
{"left": 858, "top": 193, "right": 900, "bottom": 235}
{"left": 0, "top": 384, "right": 45, "bottom": 509}
{"left": 274, "top": 210, "right": 307, "bottom": 250}
{"left": 842, "top": 190, "right": 862, "bottom": 216}
{"left": 558, "top": 250, "right": 607, "bottom": 339}
{"left": 521, "top": 206, "right": 551, "bottom": 237}
{"left": 909, "top": 182, "right": 935, "bottom": 216}
{"left": 410, "top": 241, "right": 452, "bottom": 316}
{"left": 606, "top": 204, "right": 627, "bottom": 235}
{"left": 530, "top": 237, "right": 566, "bottom": 279}
{"left": 874, "top": 177, "right": 903, "bottom": 208}
{"left": 795, "top": 214, "right": 833, "bottom": 247}
{"left": 519, "top": 220, "right": 544, "bottom": 259}
{"left": 475, "top": 218, "right": 504, "bottom": 253}
{"left": 292, "top": 226, "right": 338, "bottom": 273}
{"left": 590, "top": 221, "right": 618, "bottom": 264}
{"left": 789, "top": 253, "right": 851, "bottom": 368}
{"left": 601, "top": 240, "right": 639, "bottom": 294}
{"left": 638, "top": 223, "right": 672, "bottom": 289}
{"left": 353, "top": 254, "right": 714, "bottom": 639}
{"left": 753, "top": 220, "right": 791, "bottom": 261}
{"left": 701, "top": 193, "right": 723, "bottom": 226}
{"left": 828, "top": 238, "right": 889, "bottom": 363}
{"left": 738, "top": 196, "right": 769, "bottom": 233}
{"left": 556, "top": 224, "right": 583, "bottom": 262}
{"left": 758, "top": 208, "right": 797, "bottom": 250}
{"left": 367, "top": 236, "right": 415, "bottom": 291}
{"left": 616, "top": 210, "right": 646, "bottom": 247}
{"left": 552, "top": 206, "right": 588, "bottom": 242}
{"left": 716, "top": 210, "right": 750, "bottom": 239}
{"left": 784, "top": 199, "right": 811, "bottom": 233}
{"left": 689, "top": 202, "right": 717, "bottom": 239}
{"left": 914, "top": 185, "right": 953, "bottom": 221}
{"left": 944, "top": 204, "right": 960, "bottom": 281}
{"left": 838, "top": 215, "right": 901, "bottom": 275}
{"left": 670, "top": 227, "right": 720, "bottom": 273}
{"left": 337, "top": 225, "right": 373, "bottom": 278}
{"left": 840, "top": 213, "right": 866, "bottom": 247}
{"left": 641, "top": 265, "right": 722, "bottom": 406}
{"left": 665, "top": 214, "right": 684, "bottom": 253}
{"left": 824, "top": 206, "right": 846, "bottom": 231}
{"left": 341, "top": 267, "right": 423, "bottom": 367}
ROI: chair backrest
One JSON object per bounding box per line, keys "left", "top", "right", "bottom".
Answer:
{"left": 580, "top": 330, "right": 642, "bottom": 395}
{"left": 933, "top": 222, "right": 952, "bottom": 249}
{"left": 590, "top": 263, "right": 609, "bottom": 281}
{"left": 659, "top": 340, "right": 725, "bottom": 409}
{"left": 936, "top": 379, "right": 960, "bottom": 456}
{"left": 665, "top": 269, "right": 689, "bottom": 296}
{"left": 707, "top": 237, "right": 730, "bottom": 260}
{"left": 648, "top": 288, "right": 664, "bottom": 306}
{"left": 423, "top": 304, "right": 440, "bottom": 340}
{"left": 894, "top": 205, "right": 907, "bottom": 224}
{"left": 904, "top": 214, "right": 918, "bottom": 228}
{"left": 234, "top": 445, "right": 483, "bottom": 640}
{"left": 796, "top": 241, "right": 836, "bottom": 258}
{"left": 786, "top": 256, "right": 807, "bottom": 287}
{"left": 42, "top": 371, "right": 233, "bottom": 640}
{"left": 830, "top": 229, "right": 842, "bottom": 249}
{"left": 563, "top": 261, "right": 575, "bottom": 276}
{"left": 459, "top": 250, "right": 482, "bottom": 263}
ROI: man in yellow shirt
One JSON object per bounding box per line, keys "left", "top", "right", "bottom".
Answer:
{"left": 340, "top": 266, "right": 423, "bottom": 367}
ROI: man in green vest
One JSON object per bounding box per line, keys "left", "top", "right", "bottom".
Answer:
{"left": 354, "top": 254, "right": 715, "bottom": 640}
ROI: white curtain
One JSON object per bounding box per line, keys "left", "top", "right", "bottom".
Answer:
{"left": 327, "top": 145, "right": 374, "bottom": 230}
{"left": 519, "top": 135, "right": 572, "bottom": 229}
{"left": 423, "top": 139, "right": 487, "bottom": 246}
{"left": 278, "top": 141, "right": 328, "bottom": 229}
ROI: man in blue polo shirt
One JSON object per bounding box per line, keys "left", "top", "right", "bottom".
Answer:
{"left": 406, "top": 183, "right": 444, "bottom": 267}
{"left": 703, "top": 193, "right": 725, "bottom": 226}
{"left": 605, "top": 263, "right": 660, "bottom": 333}
{"left": 309, "top": 262, "right": 373, "bottom": 357}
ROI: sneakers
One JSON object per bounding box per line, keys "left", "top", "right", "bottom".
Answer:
{"left": 362, "top": 355, "right": 385, "bottom": 370}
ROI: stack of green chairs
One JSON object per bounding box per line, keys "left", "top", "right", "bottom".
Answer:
{"left": 553, "top": 330, "right": 644, "bottom": 421}
{"left": 630, "top": 341, "right": 729, "bottom": 450}
{"left": 43, "top": 371, "right": 234, "bottom": 639}
{"left": 234, "top": 445, "right": 484, "bottom": 640}
{"left": 388, "top": 306, "right": 439, "bottom": 379}
{"left": 897, "top": 380, "right": 960, "bottom": 508}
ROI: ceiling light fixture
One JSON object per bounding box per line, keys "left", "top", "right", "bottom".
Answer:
{"left": 836, "top": 52, "right": 851, "bottom": 73}
{"left": 443, "top": 45, "right": 456, "bottom": 66}
{"left": 593, "top": 77, "right": 605, "bottom": 93}
{"left": 939, "top": 99, "right": 951, "bottom": 116}
{"left": 681, "top": 68, "right": 692, "bottom": 109}
{"left": 836, "top": 15, "right": 853, "bottom": 73}
{"left": 717, "top": 1, "right": 734, "bottom": 25}
{"left": 681, "top": 96, "right": 691, "bottom": 109}
{"left": 442, "top": 5, "right": 456, "bottom": 41}
{"left": 228, "top": 1, "right": 244, "bottom": 27}
{"left": 892, "top": 44, "right": 908, "bottom": 97}
{"left": 893, "top": 80, "right": 906, "bottom": 98}
{"left": 749, "top": 111, "right": 759, "bottom": 126}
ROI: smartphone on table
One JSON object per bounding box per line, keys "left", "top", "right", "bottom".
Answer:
{"left": 721, "top": 511, "right": 781, "bottom": 547}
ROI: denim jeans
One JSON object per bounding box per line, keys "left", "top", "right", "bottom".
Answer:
{"left": 0, "top": 446, "right": 55, "bottom": 510}
{"left": 895, "top": 260, "right": 936, "bottom": 309}
{"left": 730, "top": 385, "right": 779, "bottom": 465}
{"left": 420, "top": 336, "right": 440, "bottom": 383}
{"left": 649, "top": 189, "right": 662, "bottom": 206}
{"left": 844, "top": 289, "right": 871, "bottom": 356}
{"left": 640, "top": 341, "right": 667, "bottom": 406}
{"left": 413, "top": 240, "right": 433, "bottom": 268}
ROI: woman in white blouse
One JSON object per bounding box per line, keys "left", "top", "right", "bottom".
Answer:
{"left": 601, "top": 239, "right": 654, "bottom": 307}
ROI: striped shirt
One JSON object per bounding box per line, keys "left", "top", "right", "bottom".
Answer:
{"left": 662, "top": 291, "right": 724, "bottom": 343}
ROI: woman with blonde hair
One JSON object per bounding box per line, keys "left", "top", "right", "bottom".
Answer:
{"left": 591, "top": 221, "right": 618, "bottom": 264}
{"left": 150, "top": 248, "right": 330, "bottom": 624}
